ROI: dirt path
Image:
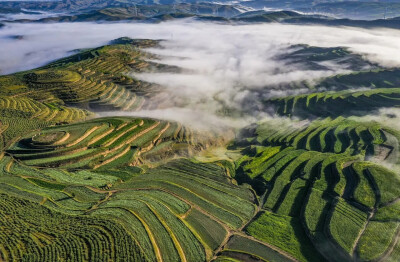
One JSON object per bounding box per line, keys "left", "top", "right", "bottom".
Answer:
{"left": 211, "top": 227, "right": 299, "bottom": 262}
{"left": 378, "top": 224, "right": 400, "bottom": 262}
{"left": 5, "top": 159, "right": 13, "bottom": 173}
{"left": 86, "top": 190, "right": 114, "bottom": 211}
{"left": 235, "top": 232, "right": 299, "bottom": 262}
{"left": 212, "top": 233, "right": 234, "bottom": 261}
{"left": 53, "top": 132, "right": 71, "bottom": 145}
{"left": 126, "top": 208, "right": 164, "bottom": 262}
{"left": 93, "top": 145, "right": 131, "bottom": 169}
{"left": 380, "top": 197, "right": 400, "bottom": 208}
{"left": 66, "top": 125, "right": 102, "bottom": 147}
{"left": 352, "top": 209, "right": 375, "bottom": 256}
{"left": 116, "top": 173, "right": 301, "bottom": 262}
{"left": 85, "top": 185, "right": 117, "bottom": 194}
{"left": 145, "top": 201, "right": 187, "bottom": 262}
{"left": 103, "top": 124, "right": 139, "bottom": 147}
{"left": 179, "top": 206, "right": 193, "bottom": 220}
{"left": 84, "top": 170, "right": 300, "bottom": 262}
{"left": 40, "top": 197, "right": 47, "bottom": 205}
{"left": 118, "top": 186, "right": 232, "bottom": 233}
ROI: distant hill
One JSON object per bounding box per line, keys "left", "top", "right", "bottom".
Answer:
{"left": 233, "top": 0, "right": 400, "bottom": 20}
{"left": 233, "top": 10, "right": 323, "bottom": 22}
{"left": 6, "top": 7, "right": 400, "bottom": 30}
{"left": 233, "top": 10, "right": 400, "bottom": 29}
{"left": 2, "top": 3, "right": 243, "bottom": 23}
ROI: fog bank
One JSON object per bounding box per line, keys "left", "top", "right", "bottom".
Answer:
{"left": 1, "top": 20, "right": 400, "bottom": 75}
{"left": 1, "top": 20, "right": 400, "bottom": 129}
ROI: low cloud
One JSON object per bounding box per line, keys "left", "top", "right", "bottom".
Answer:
{"left": 1, "top": 20, "right": 400, "bottom": 75}
{"left": 350, "top": 108, "right": 400, "bottom": 132}
{"left": 1, "top": 20, "right": 400, "bottom": 130}
{"left": 98, "top": 107, "right": 255, "bottom": 132}
{"left": 0, "top": 9, "right": 62, "bottom": 22}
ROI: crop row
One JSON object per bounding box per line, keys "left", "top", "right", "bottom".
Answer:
{"left": 0, "top": 150, "right": 255, "bottom": 261}
{"left": 0, "top": 193, "right": 147, "bottom": 262}
{"left": 269, "top": 88, "right": 400, "bottom": 118}
{"left": 236, "top": 142, "right": 400, "bottom": 260}
{"left": 8, "top": 117, "right": 217, "bottom": 169}
{"left": 239, "top": 117, "right": 394, "bottom": 160}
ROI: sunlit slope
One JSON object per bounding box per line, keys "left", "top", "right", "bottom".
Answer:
{"left": 239, "top": 117, "right": 399, "bottom": 162}
{"left": 0, "top": 93, "right": 91, "bottom": 151}
{"left": 0, "top": 38, "right": 162, "bottom": 112}
{"left": 7, "top": 116, "right": 219, "bottom": 169}
{"left": 223, "top": 117, "right": 400, "bottom": 262}
{"left": 0, "top": 39, "right": 165, "bottom": 150}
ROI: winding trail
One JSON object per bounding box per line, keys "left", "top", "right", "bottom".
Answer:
{"left": 378, "top": 225, "right": 400, "bottom": 262}
{"left": 352, "top": 209, "right": 375, "bottom": 256}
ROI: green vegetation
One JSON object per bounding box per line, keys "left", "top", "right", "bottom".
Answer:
{"left": 245, "top": 211, "right": 322, "bottom": 262}
{"left": 6, "top": 116, "right": 215, "bottom": 169}
{"left": 374, "top": 200, "right": 400, "bottom": 221}
{"left": 222, "top": 234, "right": 293, "bottom": 262}
{"left": 328, "top": 198, "right": 368, "bottom": 254}
{"left": 0, "top": 151, "right": 255, "bottom": 261}
{"left": 241, "top": 117, "right": 391, "bottom": 158}
{"left": 357, "top": 221, "right": 399, "bottom": 261}
{"left": 185, "top": 209, "right": 228, "bottom": 251}
{"left": 0, "top": 37, "right": 399, "bottom": 262}
{"left": 271, "top": 87, "right": 400, "bottom": 117}
{"left": 0, "top": 193, "right": 147, "bottom": 262}
{"left": 232, "top": 114, "right": 400, "bottom": 261}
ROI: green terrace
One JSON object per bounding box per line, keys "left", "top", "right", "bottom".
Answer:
{"left": 0, "top": 96, "right": 91, "bottom": 151}
{"left": 262, "top": 67, "right": 400, "bottom": 118}
{"left": 226, "top": 117, "right": 400, "bottom": 262}
{"left": 0, "top": 39, "right": 161, "bottom": 112}
{"left": 0, "top": 37, "right": 399, "bottom": 262}
{"left": 270, "top": 87, "right": 400, "bottom": 117}
{"left": 0, "top": 156, "right": 257, "bottom": 262}
{"left": 0, "top": 39, "right": 167, "bottom": 152}
{"left": 6, "top": 117, "right": 214, "bottom": 169}
{"left": 0, "top": 193, "right": 147, "bottom": 262}
{"left": 237, "top": 117, "right": 398, "bottom": 162}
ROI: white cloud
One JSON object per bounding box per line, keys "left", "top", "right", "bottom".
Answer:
{"left": 0, "top": 20, "right": 399, "bottom": 75}
{"left": 1, "top": 20, "right": 400, "bottom": 130}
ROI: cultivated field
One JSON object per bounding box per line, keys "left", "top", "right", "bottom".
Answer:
{"left": 0, "top": 38, "right": 399, "bottom": 262}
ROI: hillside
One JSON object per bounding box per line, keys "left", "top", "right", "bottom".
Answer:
{"left": 0, "top": 36, "right": 399, "bottom": 262}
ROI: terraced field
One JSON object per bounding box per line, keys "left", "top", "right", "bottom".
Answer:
{"left": 0, "top": 193, "right": 147, "bottom": 262}
{"left": 0, "top": 37, "right": 399, "bottom": 262}
{"left": 271, "top": 87, "right": 400, "bottom": 117}
{"left": 0, "top": 96, "right": 91, "bottom": 151}
{"left": 0, "top": 39, "right": 167, "bottom": 152}
{"left": 229, "top": 116, "right": 400, "bottom": 261}
{"left": 0, "top": 156, "right": 256, "bottom": 261}
{"left": 6, "top": 116, "right": 218, "bottom": 169}
{"left": 0, "top": 38, "right": 163, "bottom": 113}
{"left": 241, "top": 117, "right": 397, "bottom": 161}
